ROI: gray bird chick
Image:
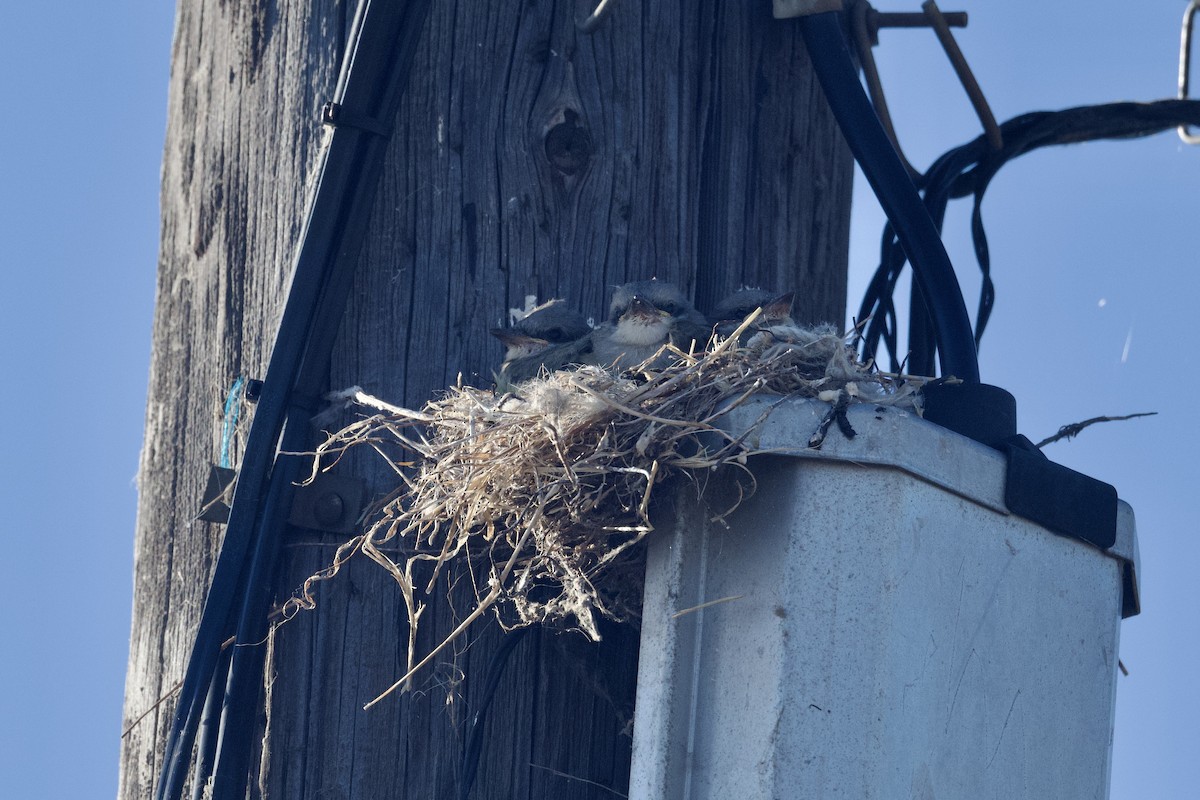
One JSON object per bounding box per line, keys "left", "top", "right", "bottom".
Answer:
{"left": 491, "top": 299, "right": 592, "bottom": 389}
{"left": 710, "top": 288, "right": 796, "bottom": 339}
{"left": 498, "top": 335, "right": 594, "bottom": 388}
{"left": 490, "top": 330, "right": 552, "bottom": 364}
{"left": 588, "top": 297, "right": 670, "bottom": 370}
{"left": 515, "top": 299, "right": 592, "bottom": 343}
{"left": 491, "top": 299, "right": 592, "bottom": 361}
{"left": 607, "top": 279, "right": 710, "bottom": 354}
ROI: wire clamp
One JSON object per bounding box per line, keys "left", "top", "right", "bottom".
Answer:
{"left": 322, "top": 101, "right": 393, "bottom": 137}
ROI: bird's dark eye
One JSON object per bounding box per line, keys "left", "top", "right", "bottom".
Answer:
{"left": 661, "top": 303, "right": 680, "bottom": 315}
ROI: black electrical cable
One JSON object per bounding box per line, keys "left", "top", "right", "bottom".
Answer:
{"left": 799, "top": 11, "right": 980, "bottom": 383}
{"left": 857, "top": 99, "right": 1200, "bottom": 372}
{"left": 208, "top": 446, "right": 301, "bottom": 800}
{"left": 155, "top": 2, "right": 432, "bottom": 799}
{"left": 457, "top": 627, "right": 534, "bottom": 800}
{"left": 857, "top": 116, "right": 994, "bottom": 373}
{"left": 188, "top": 645, "right": 232, "bottom": 800}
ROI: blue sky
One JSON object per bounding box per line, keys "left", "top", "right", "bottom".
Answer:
{"left": 847, "top": 5, "right": 1200, "bottom": 797}
{"left": 0, "top": 2, "right": 169, "bottom": 798}
{"left": 0, "top": 2, "right": 1195, "bottom": 798}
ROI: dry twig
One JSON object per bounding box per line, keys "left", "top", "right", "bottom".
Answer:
{"left": 1036, "top": 412, "right": 1157, "bottom": 448}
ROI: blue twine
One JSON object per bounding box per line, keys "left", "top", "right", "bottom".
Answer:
{"left": 220, "top": 376, "right": 246, "bottom": 468}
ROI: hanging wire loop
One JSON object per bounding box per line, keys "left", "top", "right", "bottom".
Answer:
{"left": 1179, "top": 1, "right": 1200, "bottom": 143}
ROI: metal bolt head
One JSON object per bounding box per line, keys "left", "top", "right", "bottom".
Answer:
{"left": 313, "top": 491, "right": 345, "bottom": 527}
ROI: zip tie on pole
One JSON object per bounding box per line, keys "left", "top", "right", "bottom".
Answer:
{"left": 219, "top": 376, "right": 246, "bottom": 469}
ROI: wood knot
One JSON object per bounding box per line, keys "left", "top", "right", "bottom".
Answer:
{"left": 544, "top": 109, "right": 592, "bottom": 175}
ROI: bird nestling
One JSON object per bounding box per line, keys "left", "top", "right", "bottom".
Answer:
{"left": 491, "top": 299, "right": 592, "bottom": 389}
{"left": 609, "top": 279, "right": 710, "bottom": 352}
{"left": 587, "top": 279, "right": 708, "bottom": 371}
{"left": 709, "top": 288, "right": 796, "bottom": 340}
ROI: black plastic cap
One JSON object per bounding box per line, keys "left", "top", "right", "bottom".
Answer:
{"left": 998, "top": 435, "right": 1118, "bottom": 550}
{"left": 921, "top": 383, "right": 1119, "bottom": 549}
{"left": 921, "top": 381, "right": 1017, "bottom": 447}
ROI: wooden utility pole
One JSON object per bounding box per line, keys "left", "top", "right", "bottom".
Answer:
{"left": 120, "top": 2, "right": 853, "bottom": 798}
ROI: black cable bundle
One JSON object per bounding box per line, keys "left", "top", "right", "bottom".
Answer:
{"left": 857, "top": 99, "right": 1200, "bottom": 374}
{"left": 801, "top": 12, "right": 981, "bottom": 383}
{"left": 154, "top": 2, "right": 432, "bottom": 799}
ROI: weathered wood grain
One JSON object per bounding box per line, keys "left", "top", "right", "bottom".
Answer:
{"left": 120, "top": 1, "right": 350, "bottom": 796}
{"left": 122, "top": 1, "right": 853, "bottom": 798}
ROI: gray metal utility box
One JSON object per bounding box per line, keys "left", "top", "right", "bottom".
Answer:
{"left": 629, "top": 397, "right": 1139, "bottom": 799}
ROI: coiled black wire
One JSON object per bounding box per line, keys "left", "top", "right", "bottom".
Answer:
{"left": 800, "top": 11, "right": 981, "bottom": 383}
{"left": 857, "top": 99, "right": 1200, "bottom": 373}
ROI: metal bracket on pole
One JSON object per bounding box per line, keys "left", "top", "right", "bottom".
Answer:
{"left": 773, "top": 0, "right": 844, "bottom": 20}
{"left": 195, "top": 465, "right": 365, "bottom": 534}
{"left": 197, "top": 466, "right": 238, "bottom": 523}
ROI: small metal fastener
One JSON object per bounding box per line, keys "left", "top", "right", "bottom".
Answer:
{"left": 1179, "top": 0, "right": 1200, "bottom": 144}
{"left": 312, "top": 491, "right": 345, "bottom": 528}
{"left": 288, "top": 473, "right": 366, "bottom": 533}
{"left": 869, "top": 9, "right": 967, "bottom": 36}
{"left": 321, "top": 101, "right": 393, "bottom": 137}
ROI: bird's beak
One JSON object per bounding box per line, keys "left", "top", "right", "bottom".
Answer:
{"left": 490, "top": 329, "right": 548, "bottom": 349}
{"left": 625, "top": 297, "right": 664, "bottom": 321}
{"left": 763, "top": 292, "right": 795, "bottom": 320}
